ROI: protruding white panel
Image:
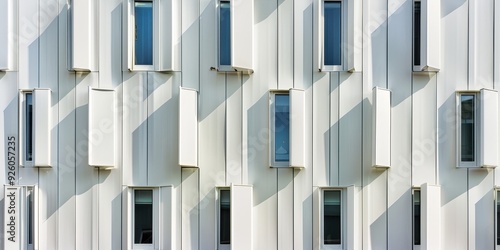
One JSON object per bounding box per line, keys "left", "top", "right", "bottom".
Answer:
{"left": 417, "top": 0, "right": 440, "bottom": 72}
{"left": 122, "top": 188, "right": 131, "bottom": 250}
{"left": 231, "top": 0, "right": 253, "bottom": 72}
{"left": 160, "top": 186, "right": 174, "bottom": 249}
{"left": 33, "top": 89, "right": 51, "bottom": 167}
{"left": 346, "top": 186, "right": 361, "bottom": 250}
{"left": 88, "top": 88, "right": 116, "bottom": 169}
{"left": 179, "top": 87, "right": 198, "bottom": 167}
{"left": 0, "top": 0, "right": 9, "bottom": 70}
{"left": 4, "top": 186, "right": 21, "bottom": 250}
{"left": 156, "top": 0, "right": 181, "bottom": 71}
{"left": 231, "top": 184, "right": 252, "bottom": 250}
{"left": 421, "top": 184, "right": 441, "bottom": 250}
{"left": 372, "top": 87, "right": 391, "bottom": 168}
{"left": 123, "top": 0, "right": 133, "bottom": 70}
{"left": 290, "top": 89, "right": 305, "bottom": 168}
{"left": 480, "top": 89, "right": 498, "bottom": 167}
{"left": 345, "top": 0, "right": 355, "bottom": 71}
{"left": 71, "top": 0, "right": 93, "bottom": 71}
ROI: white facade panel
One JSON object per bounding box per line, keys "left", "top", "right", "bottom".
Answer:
{"left": 71, "top": 0, "right": 93, "bottom": 71}
{"left": 231, "top": 0, "right": 253, "bottom": 71}
{"left": 179, "top": 87, "right": 198, "bottom": 167}
{"left": 290, "top": 88, "right": 305, "bottom": 168}
{"left": 160, "top": 186, "right": 174, "bottom": 249}
{"left": 0, "top": 0, "right": 9, "bottom": 70}
{"left": 421, "top": 184, "right": 440, "bottom": 250}
{"left": 372, "top": 87, "right": 391, "bottom": 168}
{"left": 230, "top": 184, "right": 252, "bottom": 250}
{"left": 156, "top": 0, "right": 181, "bottom": 71}
{"left": 88, "top": 88, "right": 116, "bottom": 168}
{"left": 33, "top": 89, "right": 51, "bottom": 167}
{"left": 480, "top": 88, "right": 498, "bottom": 167}
{"left": 418, "top": 0, "right": 440, "bottom": 71}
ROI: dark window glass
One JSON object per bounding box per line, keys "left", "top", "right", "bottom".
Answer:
{"left": 414, "top": 1, "right": 421, "bottom": 65}
{"left": 25, "top": 93, "right": 33, "bottom": 161}
{"left": 275, "top": 94, "right": 290, "bottom": 162}
{"left": 135, "top": 1, "right": 153, "bottom": 65}
{"left": 324, "top": 1, "right": 342, "bottom": 66}
{"left": 324, "top": 190, "right": 341, "bottom": 245}
{"left": 220, "top": 190, "right": 230, "bottom": 244}
{"left": 413, "top": 190, "right": 421, "bottom": 245}
{"left": 134, "top": 190, "right": 153, "bottom": 244}
{"left": 219, "top": 1, "right": 231, "bottom": 66}
{"left": 461, "top": 95, "right": 475, "bottom": 162}
{"left": 27, "top": 187, "right": 33, "bottom": 245}
{"left": 497, "top": 191, "right": 500, "bottom": 245}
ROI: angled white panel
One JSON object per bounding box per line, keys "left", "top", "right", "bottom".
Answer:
{"left": 122, "top": 188, "right": 132, "bottom": 250}
{"left": 290, "top": 89, "right": 305, "bottom": 168}
{"left": 372, "top": 87, "right": 391, "bottom": 168}
{"left": 231, "top": 0, "right": 253, "bottom": 71}
{"left": 156, "top": 0, "right": 181, "bottom": 71}
{"left": 160, "top": 186, "right": 174, "bottom": 249}
{"left": 71, "top": 0, "right": 92, "bottom": 71}
{"left": 230, "top": 184, "right": 252, "bottom": 250}
{"left": 480, "top": 89, "right": 498, "bottom": 167}
{"left": 346, "top": 186, "right": 361, "bottom": 250}
{"left": 419, "top": 0, "right": 440, "bottom": 71}
{"left": 33, "top": 89, "right": 51, "bottom": 167}
{"left": 0, "top": 0, "right": 9, "bottom": 70}
{"left": 179, "top": 87, "right": 198, "bottom": 167}
{"left": 421, "top": 184, "right": 441, "bottom": 250}
{"left": 4, "top": 186, "right": 21, "bottom": 250}
{"left": 88, "top": 88, "right": 116, "bottom": 168}
{"left": 345, "top": 0, "right": 355, "bottom": 71}
{"left": 123, "top": 0, "right": 133, "bottom": 70}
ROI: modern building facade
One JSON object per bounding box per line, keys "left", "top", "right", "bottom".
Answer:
{"left": 0, "top": 0, "right": 500, "bottom": 249}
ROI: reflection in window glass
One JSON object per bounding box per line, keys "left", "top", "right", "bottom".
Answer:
{"left": 324, "top": 1, "right": 342, "bottom": 66}
{"left": 220, "top": 190, "right": 230, "bottom": 244}
{"left": 134, "top": 190, "right": 153, "bottom": 244}
{"left": 461, "top": 95, "right": 475, "bottom": 162}
{"left": 275, "top": 94, "right": 290, "bottom": 162}
{"left": 413, "top": 190, "right": 421, "bottom": 245}
{"left": 324, "top": 190, "right": 341, "bottom": 245}
{"left": 135, "top": 1, "right": 153, "bottom": 65}
{"left": 413, "top": 1, "right": 421, "bottom": 65}
{"left": 219, "top": 1, "right": 231, "bottom": 66}
{"left": 25, "top": 93, "right": 33, "bottom": 161}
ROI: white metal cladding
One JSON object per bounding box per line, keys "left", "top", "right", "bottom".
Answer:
{"left": 70, "top": 0, "right": 97, "bottom": 71}
{"left": 421, "top": 184, "right": 441, "bottom": 250}
{"left": 159, "top": 186, "right": 174, "bottom": 249}
{"left": 480, "top": 88, "right": 498, "bottom": 168}
{"left": 0, "top": 0, "right": 9, "bottom": 70}
{"left": 33, "top": 89, "right": 51, "bottom": 167}
{"left": 372, "top": 87, "right": 391, "bottom": 168}
{"left": 230, "top": 0, "right": 253, "bottom": 71}
{"left": 290, "top": 88, "right": 305, "bottom": 168}
{"left": 178, "top": 87, "right": 198, "bottom": 167}
{"left": 417, "top": 0, "right": 440, "bottom": 72}
{"left": 88, "top": 87, "right": 116, "bottom": 168}
{"left": 230, "top": 184, "right": 252, "bottom": 250}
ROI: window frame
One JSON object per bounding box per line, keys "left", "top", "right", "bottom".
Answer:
{"left": 456, "top": 91, "right": 479, "bottom": 167}
{"left": 269, "top": 90, "right": 290, "bottom": 167}
{"left": 321, "top": 188, "right": 345, "bottom": 250}
{"left": 413, "top": 0, "right": 421, "bottom": 68}
{"left": 217, "top": 0, "right": 233, "bottom": 72}
{"left": 217, "top": 187, "right": 231, "bottom": 250}
{"left": 131, "top": 187, "right": 159, "bottom": 250}
{"left": 412, "top": 188, "right": 421, "bottom": 249}
{"left": 321, "top": 0, "right": 347, "bottom": 72}
{"left": 131, "top": 0, "right": 155, "bottom": 71}
{"left": 19, "top": 90, "right": 34, "bottom": 167}
{"left": 25, "top": 186, "right": 35, "bottom": 250}
{"left": 496, "top": 189, "right": 500, "bottom": 248}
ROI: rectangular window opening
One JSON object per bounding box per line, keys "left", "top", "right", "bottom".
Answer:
{"left": 134, "top": 189, "right": 153, "bottom": 244}
{"left": 27, "top": 187, "right": 34, "bottom": 245}
{"left": 274, "top": 94, "right": 290, "bottom": 164}
{"left": 219, "top": 189, "right": 231, "bottom": 245}
{"left": 497, "top": 190, "right": 500, "bottom": 245}
{"left": 413, "top": 190, "right": 421, "bottom": 246}
{"left": 134, "top": 1, "right": 153, "bottom": 66}
{"left": 324, "top": 190, "right": 341, "bottom": 245}
{"left": 460, "top": 94, "right": 476, "bottom": 163}
{"left": 413, "top": 0, "right": 421, "bottom": 66}
{"left": 25, "top": 93, "right": 33, "bottom": 162}
{"left": 324, "top": 1, "right": 342, "bottom": 66}
{"left": 219, "top": 1, "right": 231, "bottom": 66}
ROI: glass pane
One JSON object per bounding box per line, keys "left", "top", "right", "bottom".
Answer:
{"left": 275, "top": 94, "right": 290, "bottom": 162}
{"left": 27, "top": 187, "right": 33, "bottom": 245}
{"left": 134, "top": 190, "right": 153, "bottom": 244}
{"left": 414, "top": 1, "right": 421, "bottom": 65}
{"left": 324, "top": 190, "right": 341, "bottom": 245}
{"left": 219, "top": 1, "right": 231, "bottom": 66}
{"left": 413, "top": 190, "right": 421, "bottom": 245}
{"left": 25, "top": 93, "right": 33, "bottom": 161}
{"left": 135, "top": 1, "right": 153, "bottom": 65}
{"left": 497, "top": 191, "right": 500, "bottom": 245}
{"left": 220, "top": 190, "right": 230, "bottom": 244}
{"left": 324, "top": 1, "right": 342, "bottom": 66}
{"left": 461, "top": 95, "right": 475, "bottom": 162}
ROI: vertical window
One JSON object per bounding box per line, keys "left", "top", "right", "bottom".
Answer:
{"left": 460, "top": 94, "right": 476, "bottom": 163}
{"left": 324, "top": 1, "right": 342, "bottom": 66}
{"left": 324, "top": 190, "right": 341, "bottom": 245}
{"left": 497, "top": 190, "right": 500, "bottom": 245}
{"left": 27, "top": 187, "right": 33, "bottom": 247}
{"left": 413, "top": 190, "right": 421, "bottom": 246}
{"left": 134, "top": 1, "right": 153, "bottom": 66}
{"left": 413, "top": 0, "right": 421, "bottom": 66}
{"left": 219, "top": 1, "right": 231, "bottom": 66}
{"left": 219, "top": 189, "right": 230, "bottom": 245}
{"left": 134, "top": 190, "right": 153, "bottom": 244}
{"left": 25, "top": 93, "right": 33, "bottom": 162}
{"left": 272, "top": 93, "right": 290, "bottom": 165}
